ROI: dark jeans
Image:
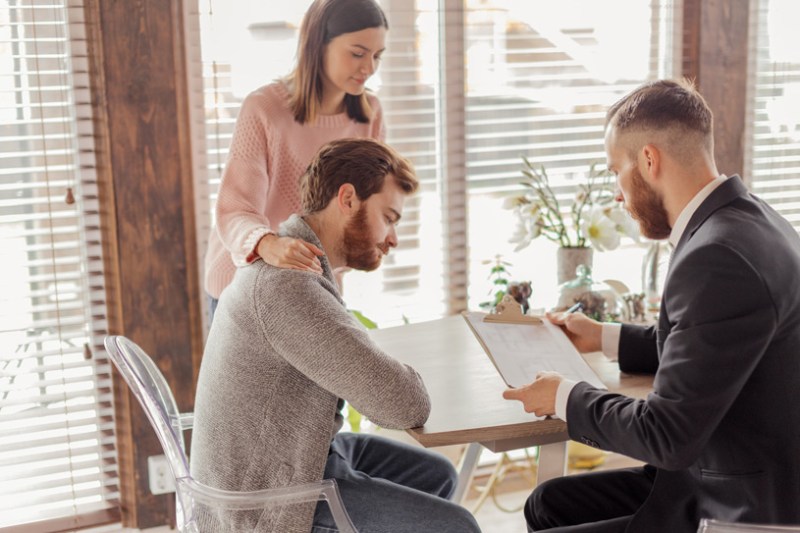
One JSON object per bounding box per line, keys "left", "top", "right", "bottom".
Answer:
{"left": 311, "top": 432, "right": 480, "bottom": 533}
{"left": 207, "top": 295, "right": 218, "bottom": 325}
{"left": 525, "top": 466, "right": 655, "bottom": 532}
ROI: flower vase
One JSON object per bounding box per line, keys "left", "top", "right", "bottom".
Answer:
{"left": 557, "top": 246, "right": 593, "bottom": 285}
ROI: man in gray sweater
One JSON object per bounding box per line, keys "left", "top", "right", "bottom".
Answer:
{"left": 191, "top": 138, "right": 481, "bottom": 533}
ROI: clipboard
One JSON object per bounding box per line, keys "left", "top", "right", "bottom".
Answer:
{"left": 482, "top": 294, "right": 542, "bottom": 324}
{"left": 462, "top": 300, "right": 606, "bottom": 389}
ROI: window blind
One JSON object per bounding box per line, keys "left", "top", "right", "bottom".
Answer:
{"left": 460, "top": 0, "right": 679, "bottom": 309}
{"left": 0, "top": 1, "right": 118, "bottom": 531}
{"left": 346, "top": 0, "right": 455, "bottom": 322}
{"left": 746, "top": 0, "right": 800, "bottom": 232}
{"left": 191, "top": 0, "right": 679, "bottom": 327}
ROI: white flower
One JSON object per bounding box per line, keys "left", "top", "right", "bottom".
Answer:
{"left": 502, "top": 194, "right": 529, "bottom": 210}
{"left": 517, "top": 199, "right": 542, "bottom": 219}
{"left": 509, "top": 215, "right": 543, "bottom": 252}
{"left": 606, "top": 205, "right": 640, "bottom": 242}
{"left": 504, "top": 159, "right": 639, "bottom": 251}
{"left": 580, "top": 206, "right": 620, "bottom": 251}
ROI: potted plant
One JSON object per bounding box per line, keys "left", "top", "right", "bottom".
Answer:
{"left": 503, "top": 157, "right": 639, "bottom": 284}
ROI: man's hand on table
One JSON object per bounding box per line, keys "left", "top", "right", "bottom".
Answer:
{"left": 503, "top": 371, "right": 563, "bottom": 417}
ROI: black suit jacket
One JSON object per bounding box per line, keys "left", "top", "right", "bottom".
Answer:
{"left": 567, "top": 176, "right": 800, "bottom": 532}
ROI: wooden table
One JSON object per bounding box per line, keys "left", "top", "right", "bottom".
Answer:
{"left": 369, "top": 315, "right": 653, "bottom": 502}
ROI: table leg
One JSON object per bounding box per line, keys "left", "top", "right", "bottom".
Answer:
{"left": 452, "top": 442, "right": 482, "bottom": 503}
{"left": 536, "top": 441, "right": 568, "bottom": 484}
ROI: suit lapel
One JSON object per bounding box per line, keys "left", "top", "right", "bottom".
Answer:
{"left": 656, "top": 176, "right": 749, "bottom": 358}
{"left": 673, "top": 175, "right": 748, "bottom": 254}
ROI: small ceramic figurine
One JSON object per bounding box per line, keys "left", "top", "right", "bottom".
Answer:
{"left": 507, "top": 281, "right": 533, "bottom": 314}
{"left": 623, "top": 292, "right": 647, "bottom": 322}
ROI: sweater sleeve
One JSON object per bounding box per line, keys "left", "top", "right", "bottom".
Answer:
{"left": 214, "top": 92, "right": 275, "bottom": 266}
{"left": 256, "top": 270, "right": 431, "bottom": 430}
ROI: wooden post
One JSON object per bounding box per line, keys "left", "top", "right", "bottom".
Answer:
{"left": 85, "top": 0, "right": 203, "bottom": 527}
{"left": 682, "top": 0, "right": 751, "bottom": 177}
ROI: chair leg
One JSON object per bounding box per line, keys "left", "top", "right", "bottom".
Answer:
{"left": 323, "top": 482, "right": 358, "bottom": 533}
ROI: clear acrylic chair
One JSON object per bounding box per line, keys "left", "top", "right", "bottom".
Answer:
{"left": 698, "top": 519, "right": 800, "bottom": 532}
{"left": 104, "top": 335, "right": 357, "bottom": 533}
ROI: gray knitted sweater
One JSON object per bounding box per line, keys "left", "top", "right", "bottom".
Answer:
{"left": 190, "top": 215, "right": 431, "bottom": 532}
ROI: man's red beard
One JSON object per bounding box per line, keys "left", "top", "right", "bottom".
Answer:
{"left": 627, "top": 167, "right": 671, "bottom": 240}
{"left": 341, "top": 204, "right": 386, "bottom": 271}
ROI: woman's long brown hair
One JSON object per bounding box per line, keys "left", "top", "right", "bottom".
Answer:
{"left": 286, "top": 0, "right": 388, "bottom": 124}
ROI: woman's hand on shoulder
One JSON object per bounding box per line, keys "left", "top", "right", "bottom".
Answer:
{"left": 256, "top": 234, "right": 324, "bottom": 274}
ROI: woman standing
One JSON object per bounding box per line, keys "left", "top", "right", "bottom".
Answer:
{"left": 204, "top": 0, "right": 388, "bottom": 319}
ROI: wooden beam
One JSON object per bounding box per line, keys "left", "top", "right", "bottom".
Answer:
{"left": 682, "top": 0, "right": 751, "bottom": 177}
{"left": 86, "top": 0, "right": 202, "bottom": 528}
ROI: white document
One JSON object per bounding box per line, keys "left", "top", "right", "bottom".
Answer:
{"left": 462, "top": 311, "right": 606, "bottom": 389}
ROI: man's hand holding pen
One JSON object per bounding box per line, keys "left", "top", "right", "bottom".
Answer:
{"left": 546, "top": 305, "right": 604, "bottom": 354}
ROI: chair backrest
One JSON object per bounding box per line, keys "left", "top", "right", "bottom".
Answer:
{"left": 105, "top": 335, "right": 359, "bottom": 532}
{"left": 104, "top": 336, "right": 190, "bottom": 481}
{"left": 699, "top": 519, "right": 800, "bottom": 532}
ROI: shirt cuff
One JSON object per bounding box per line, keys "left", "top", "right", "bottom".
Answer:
{"left": 601, "top": 323, "right": 622, "bottom": 361}
{"left": 555, "top": 379, "right": 578, "bottom": 422}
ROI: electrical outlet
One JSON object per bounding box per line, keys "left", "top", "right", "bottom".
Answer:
{"left": 148, "top": 454, "right": 176, "bottom": 495}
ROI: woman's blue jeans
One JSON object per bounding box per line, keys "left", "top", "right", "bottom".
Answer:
{"left": 207, "top": 295, "right": 218, "bottom": 325}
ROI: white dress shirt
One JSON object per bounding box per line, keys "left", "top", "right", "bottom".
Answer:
{"left": 554, "top": 175, "right": 728, "bottom": 421}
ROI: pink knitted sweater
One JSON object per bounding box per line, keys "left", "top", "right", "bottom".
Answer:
{"left": 204, "top": 81, "right": 385, "bottom": 298}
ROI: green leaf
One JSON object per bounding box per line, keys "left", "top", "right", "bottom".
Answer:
{"left": 346, "top": 403, "right": 362, "bottom": 433}
{"left": 350, "top": 309, "right": 378, "bottom": 330}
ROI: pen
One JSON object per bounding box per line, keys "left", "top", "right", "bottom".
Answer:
{"left": 565, "top": 302, "right": 583, "bottom": 314}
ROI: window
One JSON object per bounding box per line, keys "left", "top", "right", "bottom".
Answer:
{"left": 459, "top": 0, "right": 679, "bottom": 311}
{"left": 0, "top": 1, "right": 118, "bottom": 530}
{"left": 193, "top": 0, "right": 679, "bottom": 328}
{"left": 746, "top": 0, "right": 800, "bottom": 232}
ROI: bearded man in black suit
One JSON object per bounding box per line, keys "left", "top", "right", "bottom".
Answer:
{"left": 504, "top": 78, "right": 800, "bottom": 532}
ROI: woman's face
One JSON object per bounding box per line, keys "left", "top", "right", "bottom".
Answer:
{"left": 321, "top": 26, "right": 386, "bottom": 100}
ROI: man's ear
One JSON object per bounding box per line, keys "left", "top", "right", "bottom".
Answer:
{"left": 336, "top": 183, "right": 359, "bottom": 214}
{"left": 640, "top": 144, "right": 662, "bottom": 182}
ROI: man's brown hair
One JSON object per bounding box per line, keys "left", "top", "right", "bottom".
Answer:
{"left": 605, "top": 78, "right": 715, "bottom": 156}
{"left": 300, "top": 138, "right": 418, "bottom": 214}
